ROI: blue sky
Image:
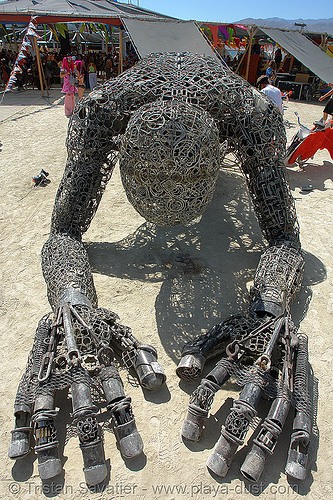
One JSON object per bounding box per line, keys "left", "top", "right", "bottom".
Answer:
{"left": 139, "top": 0, "right": 328, "bottom": 23}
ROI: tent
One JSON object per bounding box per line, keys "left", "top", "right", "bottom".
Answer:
{"left": 0, "top": 1, "right": 219, "bottom": 97}
{"left": 0, "top": 0, "right": 174, "bottom": 25}
{"left": 122, "top": 18, "right": 219, "bottom": 61}
{"left": 0, "top": 0, "right": 217, "bottom": 60}
{"left": 201, "top": 22, "right": 333, "bottom": 84}
{"left": 260, "top": 27, "right": 333, "bottom": 85}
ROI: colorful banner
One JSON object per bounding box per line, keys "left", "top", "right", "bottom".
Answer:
{"left": 48, "top": 24, "right": 59, "bottom": 41}
{"left": 203, "top": 23, "right": 247, "bottom": 50}
{"left": 55, "top": 22, "right": 67, "bottom": 38}
{"left": 205, "top": 25, "right": 219, "bottom": 47}
{"left": 2, "top": 16, "right": 40, "bottom": 96}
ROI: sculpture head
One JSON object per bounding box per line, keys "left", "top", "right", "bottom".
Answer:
{"left": 119, "top": 100, "right": 221, "bottom": 226}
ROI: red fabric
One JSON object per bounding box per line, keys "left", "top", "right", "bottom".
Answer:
{"left": 288, "top": 125, "right": 333, "bottom": 164}
{"left": 206, "top": 25, "right": 219, "bottom": 47}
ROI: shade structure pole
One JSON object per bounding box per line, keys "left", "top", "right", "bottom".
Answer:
{"left": 235, "top": 47, "right": 248, "bottom": 75}
{"left": 288, "top": 55, "right": 294, "bottom": 72}
{"left": 245, "top": 27, "right": 258, "bottom": 82}
{"left": 31, "top": 35, "right": 46, "bottom": 97}
{"left": 12, "top": 25, "right": 18, "bottom": 52}
{"left": 118, "top": 28, "right": 123, "bottom": 74}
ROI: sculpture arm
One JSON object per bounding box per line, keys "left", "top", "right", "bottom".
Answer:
{"left": 43, "top": 88, "right": 128, "bottom": 309}
{"left": 235, "top": 94, "right": 304, "bottom": 316}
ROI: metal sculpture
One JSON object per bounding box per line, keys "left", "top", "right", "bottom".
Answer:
{"left": 9, "top": 52, "right": 313, "bottom": 485}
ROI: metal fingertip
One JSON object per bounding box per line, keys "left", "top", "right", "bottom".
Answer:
{"left": 8, "top": 436, "right": 30, "bottom": 460}
{"left": 176, "top": 354, "right": 205, "bottom": 381}
{"left": 140, "top": 372, "right": 165, "bottom": 391}
{"left": 206, "top": 451, "right": 229, "bottom": 478}
{"left": 181, "top": 419, "right": 202, "bottom": 442}
{"left": 285, "top": 450, "right": 308, "bottom": 481}
{"left": 84, "top": 463, "right": 108, "bottom": 486}
{"left": 240, "top": 449, "right": 266, "bottom": 482}
{"left": 119, "top": 431, "right": 144, "bottom": 459}
{"left": 38, "top": 458, "right": 63, "bottom": 480}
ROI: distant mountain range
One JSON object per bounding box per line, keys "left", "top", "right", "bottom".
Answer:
{"left": 236, "top": 17, "right": 333, "bottom": 36}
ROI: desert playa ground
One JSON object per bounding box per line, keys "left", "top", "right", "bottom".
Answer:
{"left": 0, "top": 87, "right": 332, "bottom": 500}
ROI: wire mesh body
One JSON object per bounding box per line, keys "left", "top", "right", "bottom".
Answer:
{"left": 11, "top": 52, "right": 313, "bottom": 483}
{"left": 41, "top": 51, "right": 303, "bottom": 313}
{"left": 15, "top": 50, "right": 305, "bottom": 411}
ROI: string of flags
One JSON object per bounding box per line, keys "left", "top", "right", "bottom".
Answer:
{"left": 203, "top": 24, "right": 284, "bottom": 54}
{"left": 0, "top": 18, "right": 118, "bottom": 63}
{"left": 0, "top": 17, "right": 123, "bottom": 100}
{"left": 203, "top": 24, "right": 249, "bottom": 50}
{"left": 2, "top": 16, "right": 40, "bottom": 96}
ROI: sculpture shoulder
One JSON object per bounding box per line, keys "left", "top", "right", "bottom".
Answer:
{"left": 75, "top": 52, "right": 275, "bottom": 132}
{"left": 97, "top": 52, "right": 248, "bottom": 106}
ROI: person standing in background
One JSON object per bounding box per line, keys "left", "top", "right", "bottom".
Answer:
{"left": 60, "top": 55, "right": 77, "bottom": 117}
{"left": 251, "top": 39, "right": 261, "bottom": 54}
{"left": 257, "top": 75, "right": 283, "bottom": 113}
{"left": 75, "top": 60, "right": 85, "bottom": 101}
{"left": 105, "top": 55, "right": 112, "bottom": 80}
{"left": 314, "top": 83, "right": 333, "bottom": 126}
{"left": 266, "top": 60, "right": 277, "bottom": 85}
{"left": 88, "top": 57, "right": 97, "bottom": 90}
{"left": 274, "top": 48, "right": 282, "bottom": 70}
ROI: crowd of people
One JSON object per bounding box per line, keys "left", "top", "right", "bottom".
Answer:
{"left": 0, "top": 47, "right": 138, "bottom": 91}
{"left": 1, "top": 44, "right": 331, "bottom": 122}
{"left": 57, "top": 50, "right": 138, "bottom": 116}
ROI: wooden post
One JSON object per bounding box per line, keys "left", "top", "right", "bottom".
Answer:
{"left": 31, "top": 35, "right": 46, "bottom": 97}
{"left": 245, "top": 27, "right": 257, "bottom": 82}
{"left": 38, "top": 46, "right": 48, "bottom": 92}
{"left": 235, "top": 47, "right": 249, "bottom": 75}
{"left": 288, "top": 55, "right": 294, "bottom": 73}
{"left": 118, "top": 28, "right": 123, "bottom": 75}
{"left": 320, "top": 34, "right": 328, "bottom": 49}
{"left": 11, "top": 25, "right": 18, "bottom": 53}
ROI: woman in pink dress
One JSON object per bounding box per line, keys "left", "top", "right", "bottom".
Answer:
{"left": 60, "top": 55, "right": 77, "bottom": 117}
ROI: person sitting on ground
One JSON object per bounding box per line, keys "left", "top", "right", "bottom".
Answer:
{"left": 256, "top": 75, "right": 283, "bottom": 113}
{"left": 314, "top": 83, "right": 333, "bottom": 127}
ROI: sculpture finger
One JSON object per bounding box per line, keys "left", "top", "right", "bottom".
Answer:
{"left": 71, "top": 367, "right": 107, "bottom": 486}
{"left": 31, "top": 392, "right": 63, "bottom": 480}
{"left": 207, "top": 316, "right": 286, "bottom": 477}
{"left": 182, "top": 349, "right": 240, "bottom": 442}
{"left": 177, "top": 311, "right": 279, "bottom": 382}
{"left": 98, "top": 348, "right": 143, "bottom": 459}
{"left": 176, "top": 321, "right": 233, "bottom": 381}
{"left": 122, "top": 343, "right": 166, "bottom": 391}
{"left": 207, "top": 375, "right": 263, "bottom": 478}
{"left": 285, "top": 334, "right": 312, "bottom": 480}
{"left": 240, "top": 395, "right": 291, "bottom": 482}
{"left": 101, "top": 312, "right": 166, "bottom": 390}
{"left": 9, "top": 315, "right": 52, "bottom": 460}
{"left": 240, "top": 318, "right": 298, "bottom": 482}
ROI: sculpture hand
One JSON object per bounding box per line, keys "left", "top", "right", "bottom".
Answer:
{"left": 177, "top": 312, "right": 312, "bottom": 482}
{"left": 9, "top": 305, "right": 165, "bottom": 485}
